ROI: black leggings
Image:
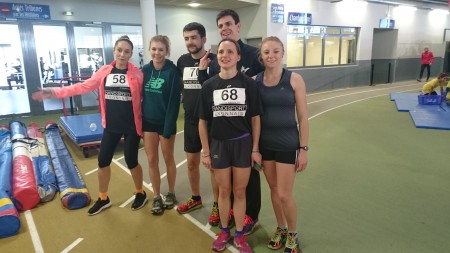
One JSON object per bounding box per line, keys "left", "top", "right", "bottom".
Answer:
{"left": 98, "top": 129, "right": 141, "bottom": 169}
{"left": 419, "top": 64, "right": 431, "bottom": 80}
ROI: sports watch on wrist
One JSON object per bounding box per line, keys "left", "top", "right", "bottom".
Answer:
{"left": 300, "top": 146, "right": 309, "bottom": 151}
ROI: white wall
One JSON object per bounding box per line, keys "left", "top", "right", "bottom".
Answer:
{"left": 7, "top": 0, "right": 142, "bottom": 23}
{"left": 7, "top": 0, "right": 450, "bottom": 64}
{"left": 266, "top": 0, "right": 450, "bottom": 63}
{"left": 153, "top": 6, "right": 222, "bottom": 62}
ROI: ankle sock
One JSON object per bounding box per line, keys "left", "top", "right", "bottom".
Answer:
{"left": 235, "top": 230, "right": 244, "bottom": 237}
{"left": 192, "top": 195, "right": 201, "bottom": 201}
{"left": 99, "top": 192, "right": 108, "bottom": 200}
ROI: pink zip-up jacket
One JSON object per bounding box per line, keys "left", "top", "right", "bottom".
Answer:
{"left": 53, "top": 61, "right": 144, "bottom": 136}
{"left": 421, "top": 51, "right": 434, "bottom": 65}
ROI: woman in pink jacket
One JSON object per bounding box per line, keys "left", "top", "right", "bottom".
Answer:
{"left": 417, "top": 46, "right": 435, "bottom": 82}
{"left": 32, "top": 35, "right": 148, "bottom": 216}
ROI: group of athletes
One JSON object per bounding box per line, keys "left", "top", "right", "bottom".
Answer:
{"left": 32, "top": 9, "right": 309, "bottom": 253}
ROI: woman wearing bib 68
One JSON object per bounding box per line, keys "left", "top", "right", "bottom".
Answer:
{"left": 198, "top": 38, "right": 263, "bottom": 253}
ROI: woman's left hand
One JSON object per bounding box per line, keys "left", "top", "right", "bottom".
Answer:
{"left": 295, "top": 151, "right": 308, "bottom": 173}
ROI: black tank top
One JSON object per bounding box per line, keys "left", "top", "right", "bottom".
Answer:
{"left": 256, "top": 69, "right": 300, "bottom": 151}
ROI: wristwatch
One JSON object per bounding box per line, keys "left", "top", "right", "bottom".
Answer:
{"left": 300, "top": 146, "right": 309, "bottom": 151}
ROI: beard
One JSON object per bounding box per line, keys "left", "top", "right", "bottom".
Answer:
{"left": 188, "top": 45, "right": 203, "bottom": 55}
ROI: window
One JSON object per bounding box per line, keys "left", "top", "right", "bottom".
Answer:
{"left": 287, "top": 25, "right": 358, "bottom": 68}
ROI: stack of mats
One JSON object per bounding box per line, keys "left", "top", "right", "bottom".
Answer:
{"left": 45, "top": 123, "right": 91, "bottom": 209}
{"left": 59, "top": 113, "right": 103, "bottom": 144}
{"left": 390, "top": 92, "right": 450, "bottom": 130}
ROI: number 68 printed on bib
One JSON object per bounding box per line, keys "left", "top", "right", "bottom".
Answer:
{"left": 213, "top": 88, "right": 246, "bottom": 105}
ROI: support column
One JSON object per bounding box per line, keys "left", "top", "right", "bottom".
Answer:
{"left": 140, "top": 0, "right": 157, "bottom": 64}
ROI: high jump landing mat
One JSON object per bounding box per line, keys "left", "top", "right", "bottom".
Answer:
{"left": 59, "top": 113, "right": 103, "bottom": 157}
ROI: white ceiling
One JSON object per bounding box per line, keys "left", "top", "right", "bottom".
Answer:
{"left": 106, "top": 0, "right": 260, "bottom": 10}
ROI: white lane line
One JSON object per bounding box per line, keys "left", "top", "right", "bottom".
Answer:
{"left": 308, "top": 88, "right": 420, "bottom": 120}
{"left": 60, "top": 238, "right": 84, "bottom": 253}
{"left": 85, "top": 168, "right": 98, "bottom": 176}
{"left": 307, "top": 82, "right": 418, "bottom": 96}
{"left": 308, "top": 85, "right": 420, "bottom": 104}
{"left": 181, "top": 213, "right": 238, "bottom": 253}
{"left": 24, "top": 210, "right": 44, "bottom": 253}
{"left": 120, "top": 196, "right": 135, "bottom": 208}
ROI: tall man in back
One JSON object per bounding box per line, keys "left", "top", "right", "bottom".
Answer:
{"left": 176, "top": 22, "right": 218, "bottom": 218}
{"left": 198, "top": 9, "right": 264, "bottom": 235}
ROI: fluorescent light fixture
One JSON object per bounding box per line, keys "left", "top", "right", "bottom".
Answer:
{"left": 62, "top": 11, "right": 73, "bottom": 16}
{"left": 396, "top": 5, "right": 417, "bottom": 11}
{"left": 188, "top": 2, "right": 201, "bottom": 7}
{"left": 431, "top": 9, "right": 449, "bottom": 15}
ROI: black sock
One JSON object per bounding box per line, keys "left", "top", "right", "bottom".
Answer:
{"left": 192, "top": 195, "right": 201, "bottom": 201}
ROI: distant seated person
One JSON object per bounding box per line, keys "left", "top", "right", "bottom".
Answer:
{"left": 446, "top": 81, "right": 450, "bottom": 103}
{"left": 422, "top": 72, "right": 448, "bottom": 95}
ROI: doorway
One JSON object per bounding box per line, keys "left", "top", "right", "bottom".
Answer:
{"left": 371, "top": 28, "right": 398, "bottom": 85}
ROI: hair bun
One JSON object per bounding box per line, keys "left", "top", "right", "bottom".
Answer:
{"left": 119, "top": 35, "right": 130, "bottom": 40}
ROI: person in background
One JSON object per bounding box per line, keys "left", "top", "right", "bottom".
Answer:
{"left": 417, "top": 46, "right": 434, "bottom": 82}
{"left": 141, "top": 35, "right": 181, "bottom": 215}
{"left": 445, "top": 79, "right": 450, "bottom": 105}
{"left": 198, "top": 38, "right": 262, "bottom": 253}
{"left": 198, "top": 8, "right": 264, "bottom": 235}
{"left": 32, "top": 35, "right": 147, "bottom": 216}
{"left": 176, "top": 22, "right": 218, "bottom": 215}
{"left": 255, "top": 36, "right": 309, "bottom": 253}
{"left": 421, "top": 72, "right": 448, "bottom": 95}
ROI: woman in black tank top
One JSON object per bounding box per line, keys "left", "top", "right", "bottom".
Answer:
{"left": 256, "top": 36, "right": 309, "bottom": 253}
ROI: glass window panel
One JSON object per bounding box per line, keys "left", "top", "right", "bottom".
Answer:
{"left": 324, "top": 36, "right": 340, "bottom": 65}
{"left": 341, "top": 36, "right": 356, "bottom": 64}
{"left": 305, "top": 36, "right": 322, "bottom": 66}
{"left": 0, "top": 24, "right": 29, "bottom": 115}
{"left": 287, "top": 35, "right": 304, "bottom": 67}
{"left": 342, "top": 28, "right": 356, "bottom": 34}
{"left": 324, "top": 27, "right": 340, "bottom": 34}
{"left": 288, "top": 25, "right": 304, "bottom": 34}
{"left": 111, "top": 25, "right": 143, "bottom": 69}
{"left": 306, "top": 26, "right": 322, "bottom": 34}
{"left": 34, "top": 25, "right": 72, "bottom": 111}
{"left": 73, "top": 26, "right": 104, "bottom": 108}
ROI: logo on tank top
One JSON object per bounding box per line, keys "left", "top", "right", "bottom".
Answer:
{"left": 241, "top": 66, "right": 250, "bottom": 73}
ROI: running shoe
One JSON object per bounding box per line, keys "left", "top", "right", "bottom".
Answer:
{"left": 212, "top": 230, "right": 231, "bottom": 252}
{"left": 131, "top": 191, "right": 148, "bottom": 210}
{"left": 163, "top": 192, "right": 177, "bottom": 209}
{"left": 283, "top": 233, "right": 299, "bottom": 253}
{"left": 209, "top": 202, "right": 220, "bottom": 226}
{"left": 88, "top": 197, "right": 111, "bottom": 216}
{"left": 268, "top": 227, "right": 288, "bottom": 250}
{"left": 176, "top": 197, "right": 203, "bottom": 214}
{"left": 243, "top": 215, "right": 258, "bottom": 235}
{"left": 151, "top": 196, "right": 164, "bottom": 215}
{"left": 234, "top": 236, "right": 252, "bottom": 253}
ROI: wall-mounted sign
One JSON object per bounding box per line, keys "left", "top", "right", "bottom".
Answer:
{"left": 271, "top": 3, "right": 284, "bottom": 24}
{"left": 287, "top": 12, "right": 312, "bottom": 25}
{"left": 379, "top": 18, "right": 395, "bottom": 29}
{"left": 0, "top": 2, "right": 51, "bottom": 20}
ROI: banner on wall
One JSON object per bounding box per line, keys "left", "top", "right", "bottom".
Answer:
{"left": 287, "top": 12, "right": 312, "bottom": 25}
{"left": 271, "top": 3, "right": 284, "bottom": 23}
{"left": 0, "top": 2, "right": 50, "bottom": 20}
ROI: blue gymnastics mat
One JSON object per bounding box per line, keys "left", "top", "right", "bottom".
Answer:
{"left": 390, "top": 92, "right": 450, "bottom": 130}
{"left": 409, "top": 107, "right": 450, "bottom": 130}
{"left": 389, "top": 92, "right": 432, "bottom": 112}
{"left": 59, "top": 113, "right": 103, "bottom": 144}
